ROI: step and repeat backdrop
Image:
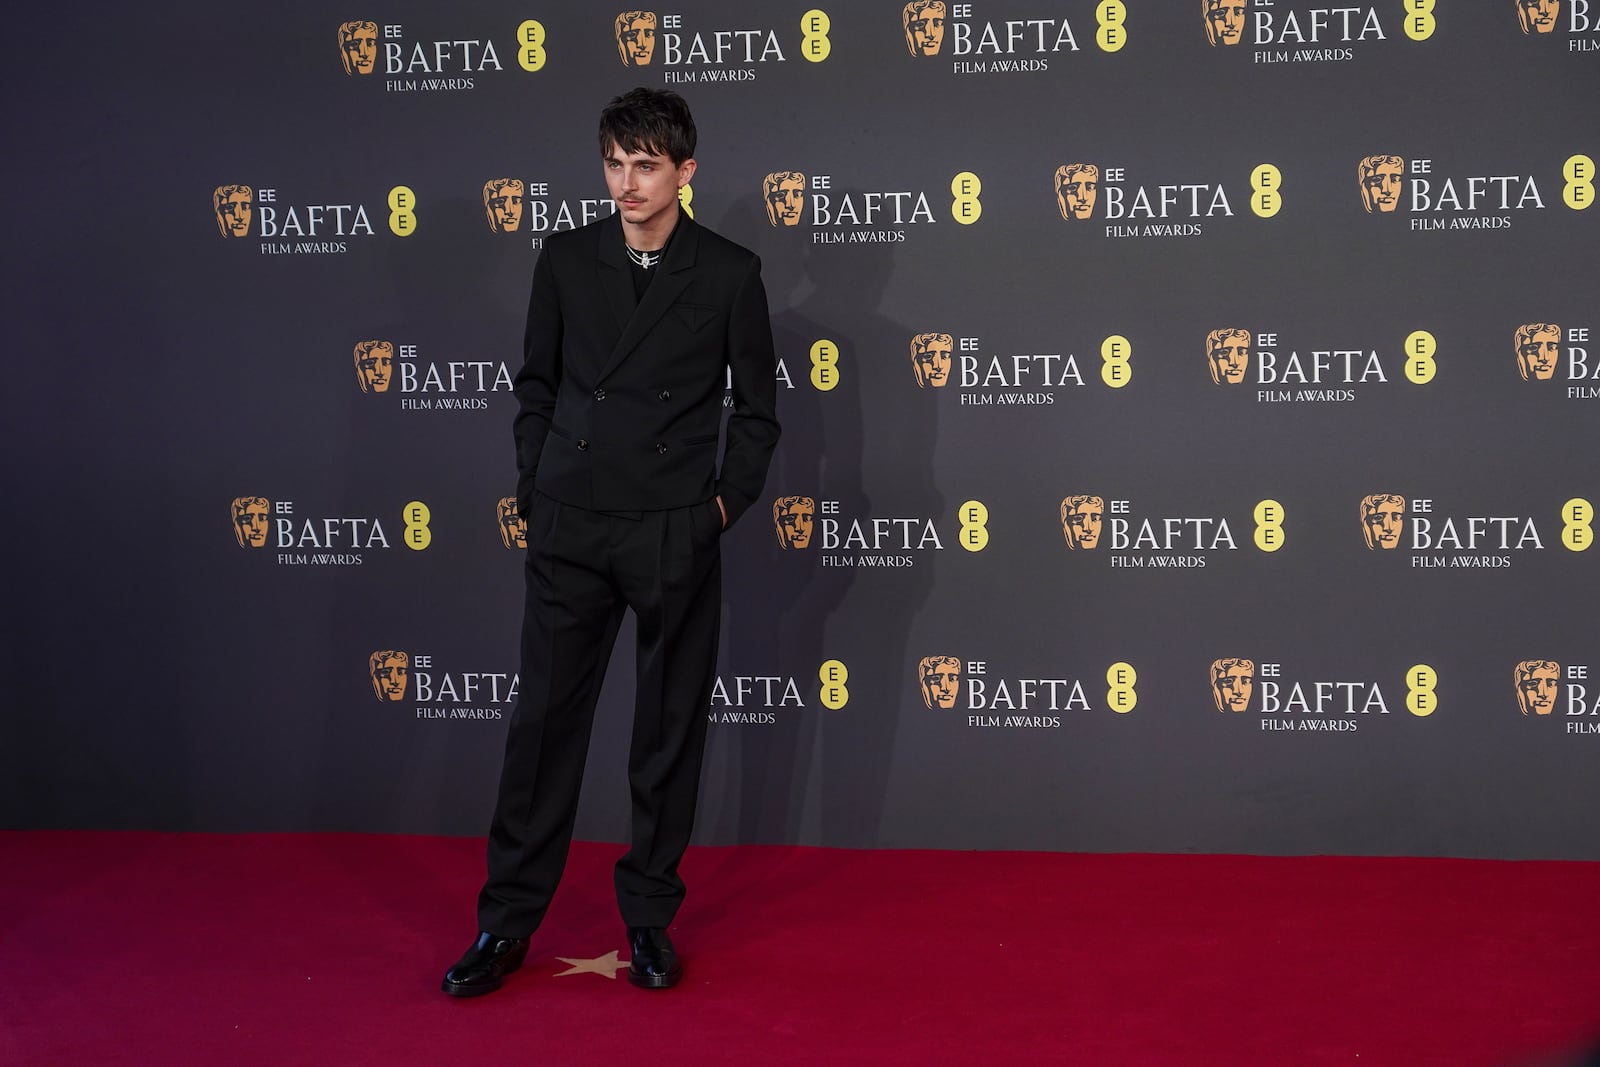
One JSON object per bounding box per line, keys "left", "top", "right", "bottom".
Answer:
{"left": 4, "top": 2, "right": 1596, "bottom": 858}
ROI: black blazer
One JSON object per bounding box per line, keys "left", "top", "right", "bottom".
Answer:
{"left": 512, "top": 212, "right": 781, "bottom": 527}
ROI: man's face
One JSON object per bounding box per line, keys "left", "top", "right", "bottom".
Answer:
{"left": 620, "top": 17, "right": 656, "bottom": 64}
{"left": 913, "top": 337, "right": 952, "bottom": 388}
{"left": 1209, "top": 332, "right": 1250, "bottom": 384}
{"left": 218, "top": 191, "right": 252, "bottom": 237}
{"left": 1063, "top": 500, "right": 1104, "bottom": 549}
{"left": 1057, "top": 169, "right": 1097, "bottom": 220}
{"left": 499, "top": 500, "right": 527, "bottom": 549}
{"left": 1518, "top": 327, "right": 1561, "bottom": 381}
{"left": 920, "top": 660, "right": 960, "bottom": 708}
{"left": 234, "top": 500, "right": 269, "bottom": 547}
{"left": 1522, "top": 0, "right": 1560, "bottom": 33}
{"left": 488, "top": 186, "right": 524, "bottom": 232}
{"left": 356, "top": 344, "right": 393, "bottom": 392}
{"left": 1363, "top": 160, "right": 1403, "bottom": 213}
{"left": 1518, "top": 665, "right": 1560, "bottom": 714}
{"left": 605, "top": 145, "right": 691, "bottom": 235}
{"left": 767, "top": 178, "right": 804, "bottom": 226}
{"left": 1364, "top": 499, "right": 1404, "bottom": 549}
{"left": 1207, "top": 1, "right": 1246, "bottom": 45}
{"left": 906, "top": 5, "right": 946, "bottom": 55}
{"left": 1214, "top": 666, "right": 1254, "bottom": 712}
{"left": 372, "top": 656, "right": 409, "bottom": 701}
{"left": 344, "top": 26, "right": 377, "bottom": 73}
{"left": 777, "top": 502, "right": 814, "bottom": 548}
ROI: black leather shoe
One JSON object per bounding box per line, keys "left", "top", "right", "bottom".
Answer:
{"left": 441, "top": 931, "right": 529, "bottom": 997}
{"left": 626, "top": 926, "right": 683, "bottom": 989}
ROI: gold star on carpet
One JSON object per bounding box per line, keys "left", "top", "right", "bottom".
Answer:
{"left": 553, "top": 949, "right": 629, "bottom": 980}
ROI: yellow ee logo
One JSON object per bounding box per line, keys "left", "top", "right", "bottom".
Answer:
{"left": 1563, "top": 155, "right": 1594, "bottom": 211}
{"left": 1250, "top": 164, "right": 1282, "bottom": 219}
{"left": 819, "top": 659, "right": 849, "bottom": 709}
{"left": 1404, "top": 330, "right": 1437, "bottom": 384}
{"left": 1253, "top": 499, "right": 1285, "bottom": 553}
{"left": 1405, "top": 664, "right": 1437, "bottom": 717}
{"left": 1402, "top": 0, "right": 1435, "bottom": 41}
{"left": 809, "top": 339, "right": 840, "bottom": 391}
{"left": 677, "top": 184, "right": 694, "bottom": 219}
{"left": 388, "top": 186, "right": 417, "bottom": 237}
{"left": 517, "top": 20, "right": 547, "bottom": 71}
{"left": 1561, "top": 497, "right": 1594, "bottom": 552}
{"left": 1106, "top": 662, "right": 1137, "bottom": 714}
{"left": 402, "top": 500, "right": 432, "bottom": 550}
{"left": 958, "top": 500, "right": 989, "bottom": 552}
{"left": 801, "top": 10, "right": 831, "bottom": 62}
{"left": 1101, "top": 334, "right": 1132, "bottom": 388}
{"left": 951, "top": 172, "right": 982, "bottom": 225}
{"left": 1096, "top": 1, "right": 1127, "bottom": 53}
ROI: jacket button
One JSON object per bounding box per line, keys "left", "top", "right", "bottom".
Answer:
{"left": 577, "top": 439, "right": 589, "bottom": 451}
{"left": 658, "top": 389, "right": 671, "bottom": 401}
{"left": 656, "top": 443, "right": 668, "bottom": 455}
{"left": 593, "top": 388, "right": 606, "bottom": 401}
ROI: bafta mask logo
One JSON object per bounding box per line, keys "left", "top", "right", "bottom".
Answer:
{"left": 773, "top": 495, "right": 816, "bottom": 549}
{"left": 1060, "top": 495, "right": 1105, "bottom": 550}
{"left": 918, "top": 655, "right": 961, "bottom": 709}
{"left": 1360, "top": 494, "right": 1405, "bottom": 550}
{"left": 231, "top": 496, "right": 270, "bottom": 548}
{"left": 1210, "top": 657, "right": 1255, "bottom": 712}
{"left": 1517, "top": 0, "right": 1560, "bottom": 34}
{"left": 1203, "top": 0, "right": 1247, "bottom": 46}
{"left": 763, "top": 171, "right": 806, "bottom": 227}
{"left": 903, "top": 1, "right": 948, "bottom": 56}
{"left": 370, "top": 650, "right": 410, "bottom": 701}
{"left": 1054, "top": 164, "right": 1099, "bottom": 221}
{"left": 1515, "top": 323, "right": 1561, "bottom": 381}
{"left": 498, "top": 497, "right": 527, "bottom": 549}
{"left": 1207, "top": 329, "right": 1251, "bottom": 385}
{"left": 909, "top": 332, "right": 953, "bottom": 389}
{"left": 339, "top": 20, "right": 379, "bottom": 75}
{"left": 213, "top": 184, "right": 253, "bottom": 238}
{"left": 616, "top": 11, "right": 658, "bottom": 66}
{"left": 484, "top": 178, "right": 525, "bottom": 234}
{"left": 1358, "top": 155, "right": 1405, "bottom": 214}
{"left": 353, "top": 340, "right": 395, "bottom": 393}
{"left": 1514, "top": 659, "right": 1560, "bottom": 715}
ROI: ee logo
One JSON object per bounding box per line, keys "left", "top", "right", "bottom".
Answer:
{"left": 1562, "top": 498, "right": 1594, "bottom": 552}
{"left": 1095, "top": 1, "right": 1127, "bottom": 52}
{"left": 1406, "top": 664, "right": 1438, "bottom": 717}
{"left": 801, "top": 10, "right": 831, "bottom": 62}
{"left": 951, "top": 172, "right": 982, "bottom": 225}
{"left": 1254, "top": 499, "right": 1285, "bottom": 553}
{"left": 1101, "top": 335, "right": 1132, "bottom": 388}
{"left": 403, "top": 501, "right": 432, "bottom": 551}
{"left": 810, "top": 338, "right": 839, "bottom": 392}
{"left": 958, "top": 500, "right": 989, "bottom": 552}
{"left": 1564, "top": 155, "right": 1594, "bottom": 211}
{"left": 1251, "top": 164, "right": 1282, "bottom": 219}
{"left": 388, "top": 185, "right": 417, "bottom": 237}
{"left": 1106, "top": 662, "right": 1137, "bottom": 714}
{"left": 1402, "top": 0, "right": 1435, "bottom": 41}
{"left": 1404, "top": 330, "right": 1437, "bottom": 384}
{"left": 819, "top": 659, "right": 849, "bottom": 709}
{"left": 517, "top": 20, "right": 546, "bottom": 71}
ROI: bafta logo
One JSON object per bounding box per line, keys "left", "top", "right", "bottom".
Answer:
{"left": 498, "top": 497, "right": 527, "bottom": 549}
{"left": 1515, "top": 323, "right": 1561, "bottom": 381}
{"left": 231, "top": 496, "right": 270, "bottom": 548}
{"left": 1514, "top": 659, "right": 1560, "bottom": 715}
{"left": 909, "top": 332, "right": 953, "bottom": 389}
{"left": 354, "top": 340, "right": 395, "bottom": 393}
{"left": 1517, "top": 0, "right": 1560, "bottom": 34}
{"left": 918, "top": 655, "right": 961, "bottom": 709}
{"left": 1358, "top": 155, "right": 1405, "bottom": 214}
{"left": 1060, "top": 495, "right": 1105, "bottom": 550}
{"left": 339, "top": 20, "right": 379, "bottom": 75}
{"left": 1360, "top": 494, "right": 1405, "bottom": 550}
{"left": 763, "top": 171, "right": 806, "bottom": 227}
{"left": 213, "top": 184, "right": 253, "bottom": 238}
{"left": 903, "top": 1, "right": 947, "bottom": 56}
{"left": 1210, "top": 658, "right": 1255, "bottom": 712}
{"left": 484, "top": 178, "right": 525, "bottom": 234}
{"left": 1207, "top": 329, "right": 1250, "bottom": 385}
{"left": 773, "top": 495, "right": 815, "bottom": 549}
{"left": 1054, "top": 164, "right": 1099, "bottom": 221}
{"left": 370, "top": 650, "right": 410, "bottom": 701}
{"left": 1203, "top": 0, "right": 1247, "bottom": 46}
{"left": 615, "top": 11, "right": 658, "bottom": 66}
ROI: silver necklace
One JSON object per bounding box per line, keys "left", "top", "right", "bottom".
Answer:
{"left": 626, "top": 245, "right": 662, "bottom": 269}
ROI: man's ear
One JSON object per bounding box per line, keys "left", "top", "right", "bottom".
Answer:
{"left": 677, "top": 158, "right": 697, "bottom": 187}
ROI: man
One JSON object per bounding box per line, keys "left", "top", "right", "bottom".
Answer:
{"left": 1207, "top": 328, "right": 1250, "bottom": 384}
{"left": 443, "top": 88, "right": 780, "bottom": 998}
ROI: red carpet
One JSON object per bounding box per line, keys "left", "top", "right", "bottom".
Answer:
{"left": 1, "top": 833, "right": 1597, "bottom": 1066}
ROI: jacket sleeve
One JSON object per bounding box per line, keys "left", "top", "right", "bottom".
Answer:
{"left": 715, "top": 255, "right": 782, "bottom": 527}
{"left": 512, "top": 247, "right": 562, "bottom": 519}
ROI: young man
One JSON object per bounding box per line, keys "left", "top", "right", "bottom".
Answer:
{"left": 442, "top": 88, "right": 781, "bottom": 997}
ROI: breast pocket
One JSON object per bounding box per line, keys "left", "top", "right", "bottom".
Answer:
{"left": 672, "top": 302, "right": 720, "bottom": 333}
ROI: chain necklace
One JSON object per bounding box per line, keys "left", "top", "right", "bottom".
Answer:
{"left": 626, "top": 245, "right": 663, "bottom": 269}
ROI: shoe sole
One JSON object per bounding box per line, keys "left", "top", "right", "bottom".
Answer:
{"left": 627, "top": 967, "right": 683, "bottom": 989}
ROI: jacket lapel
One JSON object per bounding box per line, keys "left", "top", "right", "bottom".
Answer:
{"left": 595, "top": 214, "right": 636, "bottom": 336}
{"left": 597, "top": 212, "right": 699, "bottom": 382}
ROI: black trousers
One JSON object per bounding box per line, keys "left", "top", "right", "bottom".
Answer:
{"left": 477, "top": 492, "right": 723, "bottom": 936}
